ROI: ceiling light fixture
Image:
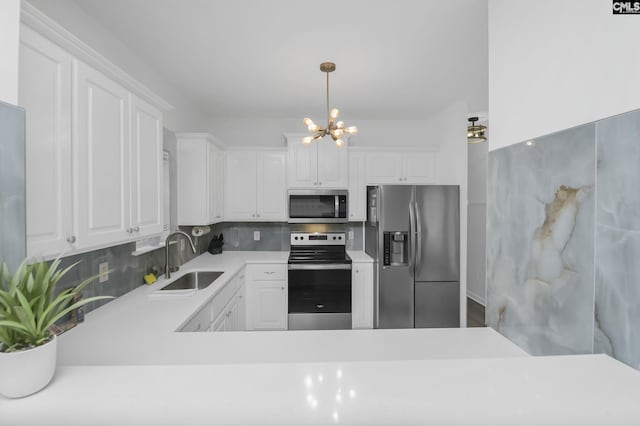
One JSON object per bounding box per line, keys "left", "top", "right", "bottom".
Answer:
{"left": 467, "top": 116, "right": 487, "bottom": 144}
{"left": 303, "top": 62, "right": 357, "bottom": 147}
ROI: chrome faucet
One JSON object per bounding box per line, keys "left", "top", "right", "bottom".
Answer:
{"left": 165, "top": 231, "right": 197, "bottom": 279}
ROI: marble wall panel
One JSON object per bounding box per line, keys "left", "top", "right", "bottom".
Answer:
{"left": 487, "top": 124, "right": 596, "bottom": 355}
{"left": 595, "top": 109, "right": 640, "bottom": 369}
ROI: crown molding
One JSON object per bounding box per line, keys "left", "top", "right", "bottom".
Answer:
{"left": 21, "top": 2, "right": 173, "bottom": 112}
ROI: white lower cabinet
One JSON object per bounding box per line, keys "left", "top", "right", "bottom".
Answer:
{"left": 352, "top": 262, "right": 374, "bottom": 329}
{"left": 180, "top": 269, "right": 246, "bottom": 332}
{"left": 246, "top": 264, "right": 288, "bottom": 330}
{"left": 181, "top": 301, "right": 213, "bottom": 333}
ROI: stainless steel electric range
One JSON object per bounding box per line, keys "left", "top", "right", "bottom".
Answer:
{"left": 287, "top": 232, "right": 352, "bottom": 330}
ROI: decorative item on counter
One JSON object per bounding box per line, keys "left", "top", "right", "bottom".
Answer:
{"left": 208, "top": 233, "right": 224, "bottom": 255}
{"left": 191, "top": 225, "right": 211, "bottom": 238}
{"left": 0, "top": 258, "right": 113, "bottom": 398}
{"left": 144, "top": 273, "right": 158, "bottom": 284}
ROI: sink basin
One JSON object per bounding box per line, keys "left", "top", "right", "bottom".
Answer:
{"left": 159, "top": 271, "right": 224, "bottom": 292}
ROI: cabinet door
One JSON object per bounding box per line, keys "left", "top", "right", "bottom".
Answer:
{"left": 287, "top": 139, "right": 317, "bottom": 188}
{"left": 256, "top": 151, "right": 286, "bottom": 220}
{"left": 348, "top": 152, "right": 366, "bottom": 221}
{"left": 130, "top": 94, "right": 163, "bottom": 237}
{"left": 211, "top": 146, "right": 224, "bottom": 223}
{"left": 366, "top": 152, "right": 403, "bottom": 184}
{"left": 223, "top": 296, "right": 239, "bottom": 331}
{"left": 403, "top": 152, "right": 436, "bottom": 184}
{"left": 247, "top": 281, "right": 287, "bottom": 330}
{"left": 177, "top": 139, "right": 208, "bottom": 225}
{"left": 19, "top": 26, "right": 74, "bottom": 257}
{"left": 352, "top": 263, "right": 374, "bottom": 329}
{"left": 212, "top": 311, "right": 226, "bottom": 332}
{"left": 224, "top": 151, "right": 257, "bottom": 220}
{"left": 74, "top": 61, "right": 131, "bottom": 248}
{"left": 316, "top": 140, "right": 348, "bottom": 188}
{"left": 236, "top": 284, "right": 246, "bottom": 331}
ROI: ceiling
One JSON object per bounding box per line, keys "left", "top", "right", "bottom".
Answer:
{"left": 72, "top": 0, "right": 488, "bottom": 121}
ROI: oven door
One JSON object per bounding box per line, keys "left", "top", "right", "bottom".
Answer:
{"left": 288, "top": 264, "right": 352, "bottom": 330}
{"left": 288, "top": 190, "right": 348, "bottom": 223}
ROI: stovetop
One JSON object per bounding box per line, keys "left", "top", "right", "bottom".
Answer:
{"left": 288, "top": 232, "right": 351, "bottom": 264}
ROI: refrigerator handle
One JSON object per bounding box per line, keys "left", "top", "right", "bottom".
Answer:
{"left": 414, "top": 201, "right": 423, "bottom": 275}
{"left": 408, "top": 201, "right": 416, "bottom": 277}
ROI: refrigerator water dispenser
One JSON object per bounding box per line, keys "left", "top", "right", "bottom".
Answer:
{"left": 383, "top": 232, "right": 408, "bottom": 266}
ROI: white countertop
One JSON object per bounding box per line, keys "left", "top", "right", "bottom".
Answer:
{"left": 4, "top": 355, "right": 640, "bottom": 425}
{"left": 57, "top": 250, "right": 524, "bottom": 366}
{"left": 5, "top": 250, "right": 640, "bottom": 424}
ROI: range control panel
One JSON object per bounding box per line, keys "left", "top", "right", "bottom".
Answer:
{"left": 290, "top": 232, "right": 346, "bottom": 246}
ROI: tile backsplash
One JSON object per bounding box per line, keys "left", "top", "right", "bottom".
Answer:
{"left": 53, "top": 222, "right": 363, "bottom": 316}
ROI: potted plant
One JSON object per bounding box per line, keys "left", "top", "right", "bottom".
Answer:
{"left": 0, "top": 258, "right": 111, "bottom": 398}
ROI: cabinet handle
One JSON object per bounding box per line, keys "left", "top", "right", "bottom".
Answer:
{"left": 133, "top": 226, "right": 140, "bottom": 232}
{"left": 313, "top": 182, "right": 317, "bottom": 186}
{"left": 404, "top": 178, "right": 408, "bottom": 181}
{"left": 318, "top": 182, "right": 322, "bottom": 186}
{"left": 281, "top": 286, "right": 285, "bottom": 290}
{"left": 126, "top": 228, "right": 133, "bottom": 234}
{"left": 256, "top": 214, "right": 260, "bottom": 218}
{"left": 66, "top": 235, "right": 76, "bottom": 244}
{"left": 265, "top": 271, "right": 275, "bottom": 275}
{"left": 398, "top": 177, "right": 402, "bottom": 182}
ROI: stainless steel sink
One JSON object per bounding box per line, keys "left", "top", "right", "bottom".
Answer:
{"left": 159, "top": 271, "right": 224, "bottom": 291}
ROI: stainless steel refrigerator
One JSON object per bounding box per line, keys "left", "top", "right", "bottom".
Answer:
{"left": 365, "top": 185, "right": 460, "bottom": 328}
{"left": 0, "top": 101, "right": 26, "bottom": 271}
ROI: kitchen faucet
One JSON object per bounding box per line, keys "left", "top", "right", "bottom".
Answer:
{"left": 165, "top": 231, "right": 197, "bottom": 279}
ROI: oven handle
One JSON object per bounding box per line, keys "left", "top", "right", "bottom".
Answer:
{"left": 288, "top": 264, "right": 352, "bottom": 271}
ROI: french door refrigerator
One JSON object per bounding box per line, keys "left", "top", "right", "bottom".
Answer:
{"left": 365, "top": 185, "right": 460, "bottom": 328}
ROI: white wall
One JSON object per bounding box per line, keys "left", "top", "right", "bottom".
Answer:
{"left": 0, "top": 0, "right": 21, "bottom": 104}
{"left": 488, "top": 0, "right": 640, "bottom": 150}
{"left": 26, "top": 0, "right": 208, "bottom": 131}
{"left": 467, "top": 138, "right": 487, "bottom": 304}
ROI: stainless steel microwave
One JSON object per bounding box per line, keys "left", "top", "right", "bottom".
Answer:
{"left": 288, "top": 190, "right": 348, "bottom": 223}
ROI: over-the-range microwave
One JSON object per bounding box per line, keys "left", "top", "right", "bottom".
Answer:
{"left": 288, "top": 190, "right": 348, "bottom": 223}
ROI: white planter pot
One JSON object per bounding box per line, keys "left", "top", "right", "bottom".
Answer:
{"left": 0, "top": 334, "right": 57, "bottom": 398}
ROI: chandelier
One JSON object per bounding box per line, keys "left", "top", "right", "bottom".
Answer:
{"left": 467, "top": 116, "right": 487, "bottom": 144}
{"left": 303, "top": 62, "right": 358, "bottom": 147}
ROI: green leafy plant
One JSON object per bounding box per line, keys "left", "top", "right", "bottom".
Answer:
{"left": 0, "top": 258, "right": 112, "bottom": 353}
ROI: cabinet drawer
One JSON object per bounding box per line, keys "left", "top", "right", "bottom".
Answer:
{"left": 211, "top": 276, "right": 240, "bottom": 319}
{"left": 247, "top": 264, "right": 286, "bottom": 281}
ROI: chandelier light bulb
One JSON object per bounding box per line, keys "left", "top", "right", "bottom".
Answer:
{"left": 335, "top": 139, "right": 344, "bottom": 147}
{"left": 308, "top": 123, "right": 319, "bottom": 132}
{"left": 333, "top": 128, "right": 344, "bottom": 138}
{"left": 304, "top": 117, "right": 314, "bottom": 127}
{"left": 302, "top": 136, "right": 313, "bottom": 144}
{"left": 330, "top": 108, "right": 340, "bottom": 120}
{"left": 345, "top": 126, "right": 358, "bottom": 135}
{"left": 336, "top": 121, "right": 345, "bottom": 129}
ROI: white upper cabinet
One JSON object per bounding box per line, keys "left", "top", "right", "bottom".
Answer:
{"left": 19, "top": 16, "right": 169, "bottom": 258}
{"left": 224, "top": 150, "right": 286, "bottom": 221}
{"left": 348, "top": 151, "right": 366, "bottom": 221}
{"left": 19, "top": 26, "right": 74, "bottom": 257}
{"left": 74, "top": 61, "right": 131, "bottom": 248}
{"left": 176, "top": 133, "right": 224, "bottom": 226}
{"left": 366, "top": 150, "right": 437, "bottom": 184}
{"left": 285, "top": 134, "right": 348, "bottom": 188}
{"left": 129, "top": 94, "right": 163, "bottom": 237}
